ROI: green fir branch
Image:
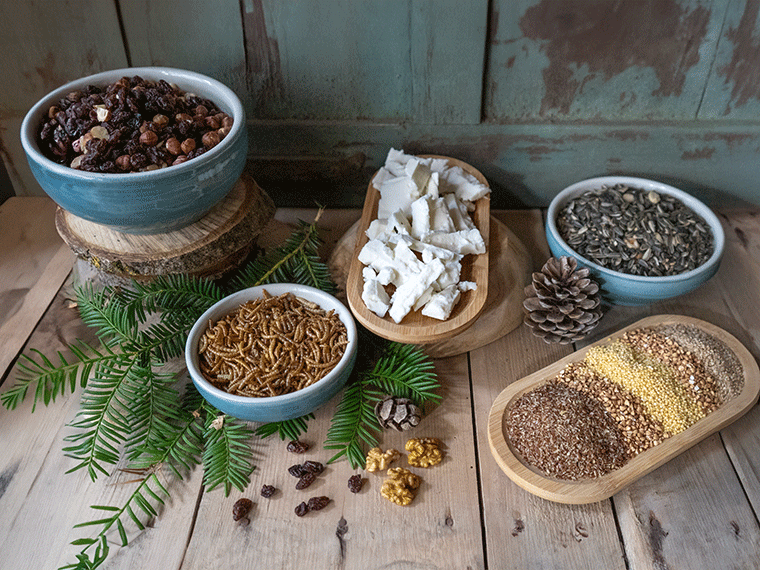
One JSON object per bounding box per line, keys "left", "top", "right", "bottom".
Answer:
{"left": 324, "top": 379, "right": 383, "bottom": 469}
{"left": 1, "top": 341, "right": 105, "bottom": 411}
{"left": 323, "top": 341, "right": 441, "bottom": 468}
{"left": 74, "top": 284, "right": 140, "bottom": 349}
{"left": 202, "top": 410, "right": 256, "bottom": 495}
{"left": 231, "top": 209, "right": 336, "bottom": 292}
{"left": 63, "top": 354, "right": 150, "bottom": 480}
{"left": 62, "top": 399, "right": 205, "bottom": 570}
{"left": 254, "top": 413, "right": 314, "bottom": 441}
{"left": 362, "top": 342, "right": 442, "bottom": 406}
{"left": 117, "top": 274, "right": 223, "bottom": 324}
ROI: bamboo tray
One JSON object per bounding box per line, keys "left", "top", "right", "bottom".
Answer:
{"left": 488, "top": 314, "right": 760, "bottom": 504}
{"left": 346, "top": 155, "right": 490, "bottom": 344}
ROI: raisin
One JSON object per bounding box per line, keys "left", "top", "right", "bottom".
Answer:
{"left": 296, "top": 472, "right": 317, "bottom": 490}
{"left": 294, "top": 502, "right": 309, "bottom": 517}
{"left": 260, "top": 485, "right": 276, "bottom": 498}
{"left": 232, "top": 498, "right": 253, "bottom": 521}
{"left": 286, "top": 440, "right": 309, "bottom": 454}
{"left": 347, "top": 474, "right": 364, "bottom": 493}
{"left": 302, "top": 460, "right": 324, "bottom": 474}
{"left": 307, "top": 496, "right": 330, "bottom": 511}
{"left": 288, "top": 464, "right": 307, "bottom": 478}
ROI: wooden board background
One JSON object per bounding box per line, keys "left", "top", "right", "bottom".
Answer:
{"left": 5, "top": 1, "right": 760, "bottom": 208}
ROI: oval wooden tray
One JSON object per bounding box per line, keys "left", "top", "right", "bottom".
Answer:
{"left": 346, "top": 155, "right": 490, "bottom": 343}
{"left": 488, "top": 314, "right": 760, "bottom": 504}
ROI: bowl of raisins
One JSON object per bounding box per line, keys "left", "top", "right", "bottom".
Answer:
{"left": 20, "top": 67, "right": 247, "bottom": 234}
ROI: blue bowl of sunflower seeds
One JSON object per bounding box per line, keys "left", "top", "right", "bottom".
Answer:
{"left": 546, "top": 176, "right": 725, "bottom": 306}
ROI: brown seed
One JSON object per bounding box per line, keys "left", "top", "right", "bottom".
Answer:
{"left": 181, "top": 138, "right": 196, "bottom": 154}
{"left": 202, "top": 131, "right": 220, "bottom": 149}
{"left": 294, "top": 502, "right": 309, "bottom": 517}
{"left": 166, "top": 137, "right": 182, "bottom": 155}
{"left": 307, "top": 496, "right": 330, "bottom": 511}
{"left": 140, "top": 130, "right": 158, "bottom": 146}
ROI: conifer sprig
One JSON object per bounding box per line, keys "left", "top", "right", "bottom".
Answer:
{"left": 324, "top": 341, "right": 441, "bottom": 468}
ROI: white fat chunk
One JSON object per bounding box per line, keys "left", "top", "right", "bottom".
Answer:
{"left": 413, "top": 286, "right": 434, "bottom": 311}
{"left": 388, "top": 258, "right": 445, "bottom": 323}
{"left": 376, "top": 266, "right": 397, "bottom": 286}
{"left": 426, "top": 171, "right": 440, "bottom": 199}
{"left": 371, "top": 167, "right": 394, "bottom": 191}
{"left": 442, "top": 166, "right": 490, "bottom": 202}
{"left": 423, "top": 228, "right": 486, "bottom": 255}
{"left": 445, "top": 193, "right": 475, "bottom": 231}
{"left": 405, "top": 158, "right": 433, "bottom": 196}
{"left": 421, "top": 285, "right": 461, "bottom": 320}
{"left": 358, "top": 239, "right": 395, "bottom": 273}
{"left": 388, "top": 210, "right": 412, "bottom": 235}
{"left": 362, "top": 278, "right": 390, "bottom": 318}
{"left": 430, "top": 197, "right": 456, "bottom": 233}
{"left": 458, "top": 280, "right": 477, "bottom": 292}
{"left": 377, "top": 177, "right": 417, "bottom": 219}
{"left": 435, "top": 259, "right": 462, "bottom": 290}
{"left": 410, "top": 195, "right": 432, "bottom": 239}
{"left": 428, "top": 158, "right": 450, "bottom": 174}
{"left": 362, "top": 266, "right": 377, "bottom": 281}
{"left": 366, "top": 219, "right": 389, "bottom": 240}
{"left": 390, "top": 233, "right": 461, "bottom": 263}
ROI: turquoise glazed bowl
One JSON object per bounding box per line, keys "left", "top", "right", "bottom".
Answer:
{"left": 185, "top": 284, "right": 358, "bottom": 422}
{"left": 546, "top": 176, "right": 725, "bottom": 306}
{"left": 20, "top": 67, "right": 247, "bottom": 234}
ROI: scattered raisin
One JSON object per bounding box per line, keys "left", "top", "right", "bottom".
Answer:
{"left": 287, "top": 440, "right": 310, "bottom": 454}
{"left": 303, "top": 460, "right": 324, "bottom": 474}
{"left": 260, "top": 485, "right": 276, "bottom": 498}
{"left": 296, "top": 472, "right": 317, "bottom": 490}
{"left": 232, "top": 498, "right": 253, "bottom": 522}
{"left": 294, "top": 502, "right": 309, "bottom": 517}
{"left": 348, "top": 474, "right": 364, "bottom": 493}
{"left": 288, "top": 464, "right": 307, "bottom": 478}
{"left": 307, "top": 496, "right": 330, "bottom": 511}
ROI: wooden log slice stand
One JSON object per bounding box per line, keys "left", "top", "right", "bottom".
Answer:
{"left": 55, "top": 174, "right": 276, "bottom": 287}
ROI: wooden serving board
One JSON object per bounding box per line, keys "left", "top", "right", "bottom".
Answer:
{"left": 329, "top": 215, "right": 532, "bottom": 358}
{"left": 345, "top": 155, "right": 490, "bottom": 344}
{"left": 56, "top": 174, "right": 275, "bottom": 282}
{"left": 487, "top": 314, "right": 760, "bottom": 504}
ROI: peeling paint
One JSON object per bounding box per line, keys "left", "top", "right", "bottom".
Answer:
{"left": 519, "top": 0, "right": 710, "bottom": 115}
{"left": 243, "top": 0, "right": 284, "bottom": 112}
{"left": 681, "top": 147, "right": 716, "bottom": 160}
{"left": 719, "top": 0, "right": 760, "bottom": 111}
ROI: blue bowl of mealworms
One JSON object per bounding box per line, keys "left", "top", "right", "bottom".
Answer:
{"left": 546, "top": 176, "right": 725, "bottom": 306}
{"left": 185, "top": 283, "right": 358, "bottom": 422}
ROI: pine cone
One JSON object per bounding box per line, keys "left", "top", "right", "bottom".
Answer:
{"left": 523, "top": 256, "right": 603, "bottom": 344}
{"left": 374, "top": 396, "right": 422, "bottom": 431}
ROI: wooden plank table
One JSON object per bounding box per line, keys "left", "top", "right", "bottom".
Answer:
{"left": 1, "top": 198, "right": 759, "bottom": 570}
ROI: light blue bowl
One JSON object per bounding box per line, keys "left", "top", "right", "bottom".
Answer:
{"left": 546, "top": 176, "right": 725, "bottom": 306}
{"left": 185, "top": 284, "right": 358, "bottom": 422}
{"left": 20, "top": 67, "right": 247, "bottom": 235}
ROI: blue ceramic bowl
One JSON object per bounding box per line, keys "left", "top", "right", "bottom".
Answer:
{"left": 20, "top": 67, "right": 247, "bottom": 234}
{"left": 546, "top": 176, "right": 725, "bottom": 306}
{"left": 185, "top": 284, "right": 358, "bottom": 422}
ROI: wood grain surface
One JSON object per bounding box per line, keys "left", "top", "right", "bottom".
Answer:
{"left": 4, "top": 201, "right": 760, "bottom": 570}
{"left": 55, "top": 175, "right": 275, "bottom": 280}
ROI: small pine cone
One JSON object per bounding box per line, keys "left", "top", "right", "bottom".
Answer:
{"left": 523, "top": 256, "right": 603, "bottom": 344}
{"left": 374, "top": 395, "right": 422, "bottom": 431}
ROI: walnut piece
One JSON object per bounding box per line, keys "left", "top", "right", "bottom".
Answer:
{"left": 406, "top": 437, "right": 444, "bottom": 468}
{"left": 365, "top": 446, "right": 401, "bottom": 472}
{"left": 381, "top": 467, "right": 421, "bottom": 506}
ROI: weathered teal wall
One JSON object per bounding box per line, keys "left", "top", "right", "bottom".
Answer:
{"left": 2, "top": 0, "right": 760, "bottom": 209}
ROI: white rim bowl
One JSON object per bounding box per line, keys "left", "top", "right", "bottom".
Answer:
{"left": 185, "top": 283, "right": 358, "bottom": 421}
{"left": 546, "top": 176, "right": 725, "bottom": 303}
